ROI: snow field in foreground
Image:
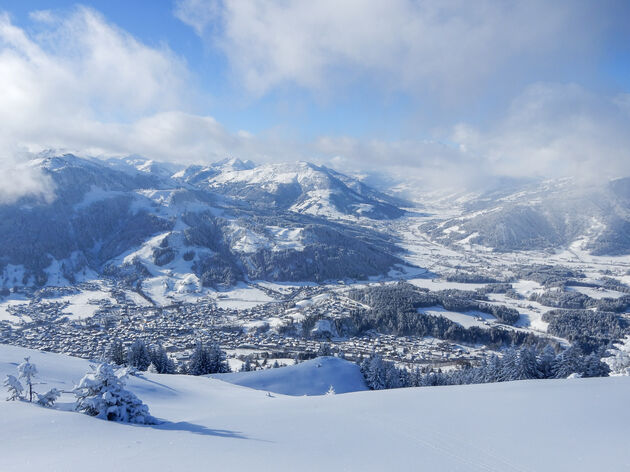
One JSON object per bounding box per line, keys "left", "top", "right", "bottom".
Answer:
{"left": 1, "top": 344, "right": 629, "bottom": 472}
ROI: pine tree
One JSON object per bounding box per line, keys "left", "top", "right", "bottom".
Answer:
{"left": 582, "top": 351, "right": 610, "bottom": 378}
{"left": 365, "top": 355, "right": 387, "bottom": 390}
{"left": 240, "top": 357, "right": 253, "bottom": 372}
{"left": 149, "top": 344, "right": 176, "bottom": 374}
{"left": 127, "top": 340, "right": 151, "bottom": 371}
{"left": 325, "top": 385, "right": 336, "bottom": 395}
{"left": 4, "top": 374, "right": 23, "bottom": 401}
{"left": 36, "top": 388, "right": 61, "bottom": 407}
{"left": 537, "top": 345, "right": 557, "bottom": 379}
{"left": 18, "top": 357, "right": 37, "bottom": 402}
{"left": 188, "top": 341, "right": 229, "bottom": 375}
{"left": 513, "top": 347, "right": 542, "bottom": 380}
{"left": 483, "top": 355, "right": 502, "bottom": 383}
{"left": 74, "top": 363, "right": 157, "bottom": 424}
{"left": 499, "top": 348, "right": 518, "bottom": 381}
{"left": 107, "top": 339, "right": 126, "bottom": 366}
{"left": 553, "top": 346, "right": 583, "bottom": 378}
{"left": 317, "top": 343, "right": 332, "bottom": 357}
{"left": 207, "top": 342, "right": 230, "bottom": 374}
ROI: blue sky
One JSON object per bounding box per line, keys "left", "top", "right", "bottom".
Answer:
{"left": 1, "top": 0, "right": 629, "bottom": 191}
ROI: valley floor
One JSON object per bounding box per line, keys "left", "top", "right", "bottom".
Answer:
{"left": 1, "top": 344, "right": 629, "bottom": 471}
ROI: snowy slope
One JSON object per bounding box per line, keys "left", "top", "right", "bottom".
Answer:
{"left": 2, "top": 344, "right": 630, "bottom": 471}
{"left": 211, "top": 356, "right": 367, "bottom": 395}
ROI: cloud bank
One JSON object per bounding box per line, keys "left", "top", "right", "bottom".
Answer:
{"left": 0, "top": 4, "right": 628, "bottom": 203}
{"left": 175, "top": 0, "right": 612, "bottom": 100}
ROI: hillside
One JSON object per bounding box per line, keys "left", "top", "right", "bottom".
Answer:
{"left": 1, "top": 345, "right": 629, "bottom": 471}
{"left": 211, "top": 356, "right": 367, "bottom": 395}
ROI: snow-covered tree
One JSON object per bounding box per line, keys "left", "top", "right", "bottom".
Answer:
{"left": 537, "top": 345, "right": 557, "bottom": 379}
{"left": 604, "top": 336, "right": 630, "bottom": 375}
{"left": 553, "top": 346, "right": 583, "bottom": 378}
{"left": 18, "top": 357, "right": 37, "bottom": 402}
{"left": 149, "top": 344, "right": 176, "bottom": 374}
{"left": 4, "top": 374, "right": 23, "bottom": 401}
{"left": 240, "top": 357, "right": 254, "bottom": 372}
{"left": 482, "top": 355, "right": 502, "bottom": 383}
{"left": 326, "top": 385, "right": 336, "bottom": 395}
{"left": 107, "top": 339, "right": 126, "bottom": 366}
{"left": 36, "top": 388, "right": 61, "bottom": 407}
{"left": 317, "top": 343, "right": 332, "bottom": 357}
{"left": 513, "top": 347, "right": 542, "bottom": 380}
{"left": 582, "top": 351, "right": 610, "bottom": 378}
{"left": 74, "top": 363, "right": 157, "bottom": 424}
{"left": 187, "top": 341, "right": 230, "bottom": 375}
{"left": 127, "top": 340, "right": 151, "bottom": 371}
{"left": 361, "top": 354, "right": 386, "bottom": 390}
{"left": 499, "top": 348, "right": 518, "bottom": 381}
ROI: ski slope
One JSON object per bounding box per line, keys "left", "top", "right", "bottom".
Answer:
{"left": 1, "top": 344, "right": 629, "bottom": 471}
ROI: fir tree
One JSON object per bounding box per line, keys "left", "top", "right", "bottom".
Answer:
{"left": 107, "top": 339, "right": 126, "bottom": 366}
{"left": 149, "top": 344, "right": 176, "bottom": 374}
{"left": 74, "top": 363, "right": 157, "bottom": 424}
{"left": 4, "top": 374, "right": 23, "bottom": 401}
{"left": 538, "top": 345, "right": 557, "bottom": 379}
{"left": 18, "top": 357, "right": 37, "bottom": 402}
{"left": 553, "top": 346, "right": 583, "bottom": 378}
{"left": 127, "top": 340, "right": 151, "bottom": 371}
{"left": 36, "top": 388, "right": 61, "bottom": 407}
{"left": 240, "top": 357, "right": 253, "bottom": 372}
{"left": 188, "top": 341, "right": 231, "bottom": 375}
{"left": 514, "top": 347, "right": 542, "bottom": 380}
{"left": 499, "top": 348, "right": 519, "bottom": 381}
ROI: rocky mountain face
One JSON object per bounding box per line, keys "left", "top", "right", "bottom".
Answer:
{"left": 0, "top": 155, "right": 405, "bottom": 289}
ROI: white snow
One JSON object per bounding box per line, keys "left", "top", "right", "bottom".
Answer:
{"left": 212, "top": 357, "right": 366, "bottom": 395}
{"left": 58, "top": 290, "right": 116, "bottom": 320}
{"left": 214, "top": 284, "right": 276, "bottom": 309}
{"left": 421, "top": 306, "right": 496, "bottom": 329}
{"left": 1, "top": 344, "right": 629, "bottom": 471}
{"left": 0, "top": 295, "right": 30, "bottom": 323}
{"left": 567, "top": 285, "right": 626, "bottom": 300}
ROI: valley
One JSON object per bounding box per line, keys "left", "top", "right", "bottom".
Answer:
{"left": 2, "top": 164, "right": 629, "bottom": 374}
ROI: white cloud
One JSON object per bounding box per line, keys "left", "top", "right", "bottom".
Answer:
{"left": 175, "top": 0, "right": 608, "bottom": 99}
{"left": 0, "top": 5, "right": 627, "bottom": 204}
{"left": 452, "top": 83, "right": 630, "bottom": 182}
{"left": 0, "top": 7, "right": 195, "bottom": 201}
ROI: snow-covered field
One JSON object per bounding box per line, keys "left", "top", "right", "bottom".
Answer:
{"left": 212, "top": 356, "right": 367, "bottom": 395}
{"left": 420, "top": 306, "right": 496, "bottom": 329}
{"left": 2, "top": 344, "right": 629, "bottom": 471}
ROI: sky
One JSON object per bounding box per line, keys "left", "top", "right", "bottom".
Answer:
{"left": 1, "top": 0, "right": 630, "bottom": 201}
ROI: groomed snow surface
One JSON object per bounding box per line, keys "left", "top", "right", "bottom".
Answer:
{"left": 1, "top": 344, "right": 629, "bottom": 471}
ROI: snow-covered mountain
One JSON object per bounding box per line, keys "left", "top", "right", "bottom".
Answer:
{"left": 422, "top": 177, "right": 630, "bottom": 255}
{"left": 0, "top": 154, "right": 406, "bottom": 290}
{"left": 179, "top": 160, "right": 405, "bottom": 220}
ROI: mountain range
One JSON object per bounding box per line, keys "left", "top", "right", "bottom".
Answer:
{"left": 0, "top": 155, "right": 405, "bottom": 290}
{"left": 3, "top": 154, "right": 630, "bottom": 292}
{"left": 422, "top": 177, "right": 630, "bottom": 255}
